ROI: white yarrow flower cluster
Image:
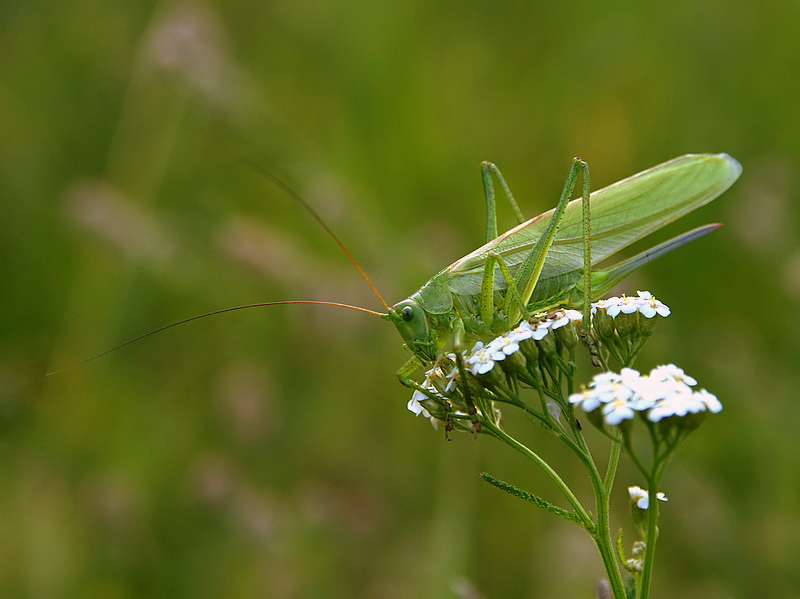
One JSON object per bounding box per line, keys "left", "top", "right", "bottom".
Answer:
{"left": 591, "top": 291, "right": 670, "bottom": 319}
{"left": 466, "top": 309, "right": 582, "bottom": 375}
{"left": 568, "top": 364, "right": 721, "bottom": 427}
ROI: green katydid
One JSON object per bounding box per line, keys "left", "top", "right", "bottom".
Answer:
{"left": 50, "top": 153, "right": 741, "bottom": 380}
{"left": 388, "top": 153, "right": 741, "bottom": 366}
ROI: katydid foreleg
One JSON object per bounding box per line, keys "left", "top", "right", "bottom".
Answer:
{"left": 479, "top": 254, "right": 498, "bottom": 327}
{"left": 452, "top": 319, "right": 481, "bottom": 436}
{"left": 491, "top": 252, "right": 529, "bottom": 321}
{"left": 477, "top": 252, "right": 531, "bottom": 336}
{"left": 396, "top": 356, "right": 457, "bottom": 439}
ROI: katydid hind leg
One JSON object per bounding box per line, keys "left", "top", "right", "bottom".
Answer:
{"left": 510, "top": 158, "right": 584, "bottom": 325}
{"left": 480, "top": 162, "right": 526, "bottom": 244}
{"left": 576, "top": 160, "right": 600, "bottom": 366}
{"left": 579, "top": 159, "right": 592, "bottom": 332}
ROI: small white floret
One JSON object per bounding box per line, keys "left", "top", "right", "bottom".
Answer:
{"left": 628, "top": 485, "right": 668, "bottom": 510}
{"left": 408, "top": 391, "right": 432, "bottom": 419}
{"left": 467, "top": 342, "right": 498, "bottom": 375}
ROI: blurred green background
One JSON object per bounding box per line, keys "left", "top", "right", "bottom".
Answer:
{"left": 2, "top": 0, "right": 799, "bottom": 597}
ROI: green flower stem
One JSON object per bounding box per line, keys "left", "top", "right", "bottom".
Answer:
{"left": 590, "top": 479, "right": 627, "bottom": 599}
{"left": 623, "top": 433, "right": 649, "bottom": 480}
{"left": 484, "top": 423, "right": 592, "bottom": 528}
{"left": 578, "top": 432, "right": 626, "bottom": 599}
{"left": 637, "top": 456, "right": 669, "bottom": 599}
{"left": 637, "top": 480, "right": 659, "bottom": 599}
{"left": 604, "top": 431, "right": 623, "bottom": 494}
{"left": 487, "top": 422, "right": 627, "bottom": 599}
{"left": 605, "top": 344, "right": 625, "bottom": 369}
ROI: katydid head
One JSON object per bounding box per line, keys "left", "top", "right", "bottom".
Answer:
{"left": 387, "top": 298, "right": 437, "bottom": 362}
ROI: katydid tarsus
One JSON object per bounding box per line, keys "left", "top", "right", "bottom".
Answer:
{"left": 53, "top": 154, "right": 742, "bottom": 399}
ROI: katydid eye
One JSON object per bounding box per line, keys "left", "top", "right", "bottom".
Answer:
{"left": 401, "top": 306, "right": 414, "bottom": 322}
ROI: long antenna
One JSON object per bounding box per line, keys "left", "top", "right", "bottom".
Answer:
{"left": 236, "top": 156, "right": 392, "bottom": 312}
{"left": 47, "top": 300, "right": 384, "bottom": 375}
{"left": 50, "top": 160, "right": 393, "bottom": 375}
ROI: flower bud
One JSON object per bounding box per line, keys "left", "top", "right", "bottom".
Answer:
{"left": 614, "top": 311, "right": 637, "bottom": 339}
{"left": 554, "top": 320, "right": 579, "bottom": 351}
{"left": 592, "top": 307, "right": 617, "bottom": 344}
{"left": 537, "top": 329, "right": 558, "bottom": 360}
{"left": 625, "top": 558, "right": 643, "bottom": 573}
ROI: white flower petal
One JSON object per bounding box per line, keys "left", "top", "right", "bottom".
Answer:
{"left": 695, "top": 389, "right": 723, "bottom": 413}
{"left": 408, "top": 393, "right": 432, "bottom": 419}
{"left": 531, "top": 324, "right": 550, "bottom": 340}
{"left": 467, "top": 346, "right": 497, "bottom": 375}
{"left": 488, "top": 333, "right": 521, "bottom": 356}
{"left": 602, "top": 398, "right": 636, "bottom": 425}
{"left": 650, "top": 364, "right": 697, "bottom": 386}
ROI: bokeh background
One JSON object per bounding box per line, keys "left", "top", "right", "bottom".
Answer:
{"left": 2, "top": 1, "right": 799, "bottom": 597}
